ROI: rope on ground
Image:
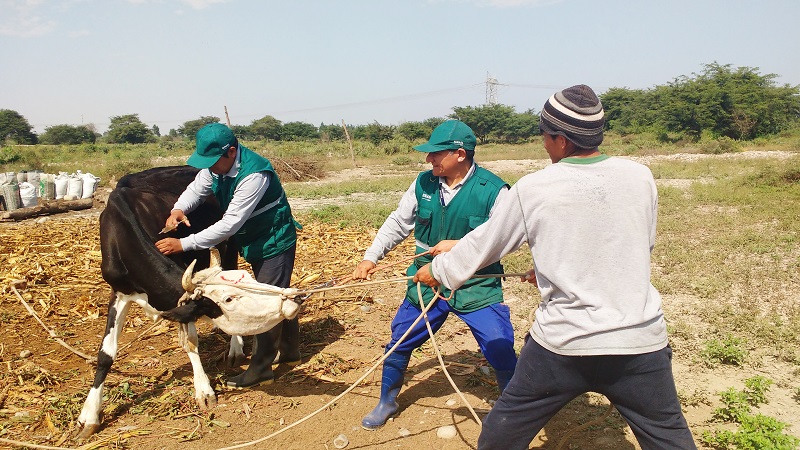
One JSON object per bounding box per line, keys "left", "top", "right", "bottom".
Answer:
{"left": 215, "top": 281, "right": 445, "bottom": 450}
{"left": 418, "top": 282, "right": 482, "bottom": 425}
{"left": 555, "top": 402, "right": 615, "bottom": 450}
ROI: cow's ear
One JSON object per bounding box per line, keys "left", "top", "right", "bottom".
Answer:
{"left": 209, "top": 247, "right": 221, "bottom": 268}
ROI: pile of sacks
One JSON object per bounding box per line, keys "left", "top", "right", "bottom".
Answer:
{"left": 0, "top": 170, "right": 101, "bottom": 211}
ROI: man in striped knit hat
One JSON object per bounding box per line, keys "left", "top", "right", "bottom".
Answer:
{"left": 415, "top": 85, "right": 696, "bottom": 449}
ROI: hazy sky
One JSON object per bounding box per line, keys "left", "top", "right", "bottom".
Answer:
{"left": 2, "top": 0, "right": 799, "bottom": 135}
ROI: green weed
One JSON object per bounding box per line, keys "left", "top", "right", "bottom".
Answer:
{"left": 743, "top": 376, "right": 773, "bottom": 405}
{"left": 703, "top": 413, "right": 799, "bottom": 450}
{"left": 701, "top": 335, "right": 748, "bottom": 367}
{"left": 704, "top": 376, "right": 799, "bottom": 449}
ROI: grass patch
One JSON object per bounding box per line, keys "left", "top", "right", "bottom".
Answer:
{"left": 299, "top": 201, "right": 396, "bottom": 229}
{"left": 285, "top": 175, "right": 412, "bottom": 199}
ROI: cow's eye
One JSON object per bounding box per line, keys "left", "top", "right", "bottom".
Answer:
{"left": 223, "top": 295, "right": 234, "bottom": 303}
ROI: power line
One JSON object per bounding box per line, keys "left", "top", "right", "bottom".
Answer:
{"left": 242, "top": 84, "right": 485, "bottom": 120}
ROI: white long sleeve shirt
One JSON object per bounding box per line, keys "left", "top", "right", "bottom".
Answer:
{"left": 173, "top": 150, "right": 271, "bottom": 252}
{"left": 431, "top": 156, "right": 668, "bottom": 356}
{"left": 363, "top": 163, "right": 508, "bottom": 263}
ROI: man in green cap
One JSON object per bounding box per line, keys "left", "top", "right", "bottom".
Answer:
{"left": 351, "top": 119, "right": 517, "bottom": 430}
{"left": 156, "top": 122, "right": 301, "bottom": 388}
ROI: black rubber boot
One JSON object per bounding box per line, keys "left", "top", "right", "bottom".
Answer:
{"left": 226, "top": 328, "right": 279, "bottom": 388}
{"left": 272, "top": 318, "right": 301, "bottom": 367}
{"left": 361, "top": 352, "right": 411, "bottom": 430}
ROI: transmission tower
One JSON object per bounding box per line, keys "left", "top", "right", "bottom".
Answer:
{"left": 485, "top": 72, "right": 507, "bottom": 105}
{"left": 485, "top": 73, "right": 499, "bottom": 105}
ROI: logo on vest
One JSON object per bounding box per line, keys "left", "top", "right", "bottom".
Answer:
{"left": 421, "top": 193, "right": 432, "bottom": 202}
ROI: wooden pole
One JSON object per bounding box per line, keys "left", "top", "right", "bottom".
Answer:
{"left": 341, "top": 119, "right": 356, "bottom": 168}
{"left": 224, "top": 106, "right": 232, "bottom": 127}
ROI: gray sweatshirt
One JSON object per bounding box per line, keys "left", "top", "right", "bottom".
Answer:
{"left": 430, "top": 156, "right": 668, "bottom": 356}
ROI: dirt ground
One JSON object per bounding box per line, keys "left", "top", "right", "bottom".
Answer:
{"left": 1, "top": 153, "right": 799, "bottom": 450}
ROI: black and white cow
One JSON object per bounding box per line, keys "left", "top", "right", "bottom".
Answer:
{"left": 76, "top": 166, "right": 241, "bottom": 440}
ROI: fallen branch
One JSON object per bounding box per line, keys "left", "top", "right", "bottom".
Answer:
{"left": 1, "top": 198, "right": 94, "bottom": 221}
{"left": 9, "top": 280, "right": 95, "bottom": 362}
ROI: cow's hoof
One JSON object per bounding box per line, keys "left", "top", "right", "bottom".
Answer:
{"left": 227, "top": 352, "right": 248, "bottom": 368}
{"left": 75, "top": 423, "right": 101, "bottom": 442}
{"left": 196, "top": 393, "right": 217, "bottom": 410}
{"left": 226, "top": 370, "right": 274, "bottom": 389}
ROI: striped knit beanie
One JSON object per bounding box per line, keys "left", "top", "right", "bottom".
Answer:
{"left": 539, "top": 84, "right": 604, "bottom": 149}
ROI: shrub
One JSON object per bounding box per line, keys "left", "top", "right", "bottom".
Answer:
{"left": 700, "top": 136, "right": 741, "bottom": 154}
{"left": 0, "top": 147, "right": 21, "bottom": 165}
{"left": 701, "top": 334, "right": 747, "bottom": 367}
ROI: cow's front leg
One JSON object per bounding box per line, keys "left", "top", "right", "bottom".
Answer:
{"left": 227, "top": 335, "right": 246, "bottom": 367}
{"left": 181, "top": 322, "right": 217, "bottom": 409}
{"left": 76, "top": 294, "right": 133, "bottom": 441}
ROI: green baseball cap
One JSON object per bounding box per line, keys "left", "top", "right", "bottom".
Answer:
{"left": 187, "top": 123, "right": 236, "bottom": 169}
{"left": 413, "top": 120, "right": 477, "bottom": 153}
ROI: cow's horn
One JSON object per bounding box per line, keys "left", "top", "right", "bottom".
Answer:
{"left": 182, "top": 259, "right": 198, "bottom": 291}
{"left": 209, "top": 247, "right": 221, "bottom": 268}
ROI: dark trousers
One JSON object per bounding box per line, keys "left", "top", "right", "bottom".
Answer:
{"left": 478, "top": 338, "right": 696, "bottom": 450}
{"left": 250, "top": 245, "right": 295, "bottom": 287}
{"left": 250, "top": 245, "right": 298, "bottom": 359}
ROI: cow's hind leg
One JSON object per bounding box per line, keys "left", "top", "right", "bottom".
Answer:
{"left": 227, "top": 335, "right": 246, "bottom": 367}
{"left": 180, "top": 322, "right": 217, "bottom": 409}
{"left": 76, "top": 293, "right": 133, "bottom": 441}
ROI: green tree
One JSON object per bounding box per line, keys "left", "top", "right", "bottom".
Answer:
{"left": 501, "top": 110, "right": 539, "bottom": 143}
{"left": 396, "top": 121, "right": 431, "bottom": 141}
{"left": 229, "top": 124, "right": 253, "bottom": 140}
{"left": 601, "top": 63, "right": 800, "bottom": 141}
{"left": 363, "top": 121, "right": 395, "bottom": 145}
{"left": 249, "top": 115, "right": 283, "bottom": 140}
{"left": 451, "top": 104, "right": 516, "bottom": 143}
{"left": 0, "top": 109, "right": 38, "bottom": 144}
{"left": 280, "top": 121, "right": 318, "bottom": 140}
{"left": 319, "top": 123, "right": 345, "bottom": 141}
{"left": 106, "top": 114, "right": 156, "bottom": 144}
{"left": 600, "top": 87, "right": 655, "bottom": 134}
{"left": 39, "top": 124, "right": 97, "bottom": 144}
{"left": 151, "top": 124, "right": 160, "bottom": 137}
{"left": 178, "top": 116, "right": 220, "bottom": 139}
{"left": 422, "top": 117, "right": 446, "bottom": 131}
{"left": 349, "top": 124, "right": 368, "bottom": 141}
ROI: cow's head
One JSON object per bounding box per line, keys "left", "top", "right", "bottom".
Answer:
{"left": 161, "top": 248, "right": 302, "bottom": 336}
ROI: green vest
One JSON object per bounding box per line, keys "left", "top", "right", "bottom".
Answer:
{"left": 211, "top": 145, "right": 298, "bottom": 264}
{"left": 406, "top": 165, "right": 508, "bottom": 312}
